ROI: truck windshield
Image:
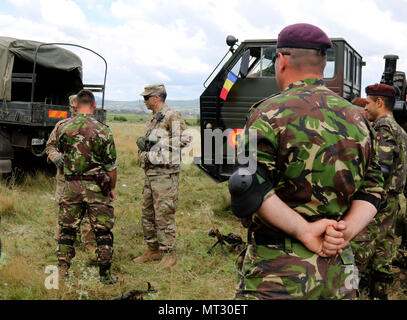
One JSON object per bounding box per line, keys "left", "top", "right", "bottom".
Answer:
{"left": 230, "top": 44, "right": 335, "bottom": 79}
{"left": 247, "top": 46, "right": 276, "bottom": 78}
{"left": 323, "top": 45, "right": 336, "bottom": 79}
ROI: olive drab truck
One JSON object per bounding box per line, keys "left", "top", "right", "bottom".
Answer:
{"left": 0, "top": 37, "right": 107, "bottom": 173}
{"left": 197, "top": 36, "right": 365, "bottom": 182}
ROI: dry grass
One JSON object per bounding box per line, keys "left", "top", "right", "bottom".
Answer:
{"left": 2, "top": 115, "right": 405, "bottom": 300}
{"left": 0, "top": 117, "right": 244, "bottom": 300}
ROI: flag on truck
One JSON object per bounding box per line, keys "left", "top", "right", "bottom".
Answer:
{"left": 220, "top": 72, "right": 237, "bottom": 101}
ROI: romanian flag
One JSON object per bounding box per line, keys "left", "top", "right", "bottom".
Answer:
{"left": 220, "top": 72, "right": 238, "bottom": 101}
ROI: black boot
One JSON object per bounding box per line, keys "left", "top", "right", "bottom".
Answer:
{"left": 99, "top": 263, "right": 117, "bottom": 285}
{"left": 369, "top": 271, "right": 393, "bottom": 300}
{"left": 58, "top": 262, "right": 70, "bottom": 281}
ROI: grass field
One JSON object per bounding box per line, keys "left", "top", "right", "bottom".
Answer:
{"left": 0, "top": 115, "right": 407, "bottom": 300}
{"left": 0, "top": 117, "right": 245, "bottom": 300}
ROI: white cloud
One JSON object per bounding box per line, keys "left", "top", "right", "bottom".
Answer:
{"left": 1, "top": 0, "right": 407, "bottom": 100}
{"left": 153, "top": 71, "right": 171, "bottom": 82}
{"left": 40, "top": 0, "right": 87, "bottom": 31}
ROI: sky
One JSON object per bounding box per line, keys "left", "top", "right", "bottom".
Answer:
{"left": 0, "top": 0, "right": 407, "bottom": 101}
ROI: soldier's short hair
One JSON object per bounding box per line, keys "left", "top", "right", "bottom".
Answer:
{"left": 76, "top": 89, "right": 95, "bottom": 107}
{"left": 157, "top": 91, "right": 167, "bottom": 102}
{"left": 278, "top": 47, "right": 327, "bottom": 74}
{"left": 371, "top": 95, "right": 396, "bottom": 111}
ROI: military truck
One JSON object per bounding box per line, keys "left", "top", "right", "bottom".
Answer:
{"left": 197, "top": 36, "right": 364, "bottom": 182}
{"left": 0, "top": 37, "right": 107, "bottom": 173}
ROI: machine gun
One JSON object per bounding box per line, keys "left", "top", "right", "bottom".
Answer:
{"left": 207, "top": 229, "right": 244, "bottom": 256}
{"left": 112, "top": 282, "right": 156, "bottom": 300}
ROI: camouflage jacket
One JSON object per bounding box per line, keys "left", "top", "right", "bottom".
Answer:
{"left": 373, "top": 114, "right": 407, "bottom": 195}
{"left": 140, "top": 104, "right": 190, "bottom": 176}
{"left": 243, "top": 78, "right": 384, "bottom": 236}
{"left": 56, "top": 113, "right": 118, "bottom": 176}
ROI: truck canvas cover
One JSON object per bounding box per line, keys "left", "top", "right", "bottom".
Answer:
{"left": 0, "top": 36, "right": 83, "bottom": 101}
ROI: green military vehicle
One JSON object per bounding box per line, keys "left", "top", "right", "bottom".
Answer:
{"left": 197, "top": 36, "right": 407, "bottom": 183}
{"left": 0, "top": 37, "right": 107, "bottom": 173}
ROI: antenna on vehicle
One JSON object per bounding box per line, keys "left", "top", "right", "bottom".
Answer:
{"left": 203, "top": 35, "right": 239, "bottom": 88}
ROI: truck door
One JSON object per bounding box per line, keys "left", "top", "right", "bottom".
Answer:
{"left": 199, "top": 44, "right": 279, "bottom": 182}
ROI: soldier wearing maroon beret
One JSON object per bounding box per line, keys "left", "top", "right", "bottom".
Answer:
{"left": 351, "top": 83, "right": 407, "bottom": 299}
{"left": 233, "top": 23, "right": 383, "bottom": 300}
{"left": 352, "top": 97, "right": 368, "bottom": 108}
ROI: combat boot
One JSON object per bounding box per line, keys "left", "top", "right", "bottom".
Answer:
{"left": 58, "top": 262, "right": 70, "bottom": 281}
{"left": 159, "top": 251, "right": 177, "bottom": 270}
{"left": 99, "top": 263, "right": 118, "bottom": 285}
{"left": 133, "top": 247, "right": 162, "bottom": 263}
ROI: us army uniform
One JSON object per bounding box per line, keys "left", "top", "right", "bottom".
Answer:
{"left": 136, "top": 84, "right": 189, "bottom": 266}
{"left": 56, "top": 110, "right": 118, "bottom": 281}
{"left": 46, "top": 96, "right": 96, "bottom": 252}
{"left": 233, "top": 24, "right": 383, "bottom": 300}
{"left": 351, "top": 86, "right": 407, "bottom": 299}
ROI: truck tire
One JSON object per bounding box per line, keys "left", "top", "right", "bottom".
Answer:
{"left": 0, "top": 134, "right": 13, "bottom": 173}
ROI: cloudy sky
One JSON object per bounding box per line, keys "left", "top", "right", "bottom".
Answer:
{"left": 1, "top": 0, "right": 407, "bottom": 101}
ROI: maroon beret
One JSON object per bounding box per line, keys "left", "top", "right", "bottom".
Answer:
{"left": 277, "top": 23, "right": 332, "bottom": 51}
{"left": 365, "top": 83, "right": 396, "bottom": 97}
{"left": 352, "top": 97, "right": 367, "bottom": 107}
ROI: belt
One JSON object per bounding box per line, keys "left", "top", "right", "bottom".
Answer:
{"left": 65, "top": 175, "right": 96, "bottom": 181}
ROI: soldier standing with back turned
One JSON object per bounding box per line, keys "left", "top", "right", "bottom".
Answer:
{"left": 46, "top": 94, "right": 97, "bottom": 259}
{"left": 56, "top": 89, "right": 118, "bottom": 284}
{"left": 133, "top": 84, "right": 189, "bottom": 270}
{"left": 229, "top": 23, "right": 384, "bottom": 300}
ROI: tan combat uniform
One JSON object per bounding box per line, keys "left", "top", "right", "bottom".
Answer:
{"left": 46, "top": 119, "right": 96, "bottom": 247}
{"left": 139, "top": 104, "right": 189, "bottom": 253}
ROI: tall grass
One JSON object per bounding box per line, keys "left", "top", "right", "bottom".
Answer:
{"left": 0, "top": 118, "right": 244, "bottom": 300}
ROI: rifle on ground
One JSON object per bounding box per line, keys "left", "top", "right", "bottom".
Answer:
{"left": 112, "top": 282, "right": 156, "bottom": 300}
{"left": 207, "top": 229, "right": 244, "bottom": 256}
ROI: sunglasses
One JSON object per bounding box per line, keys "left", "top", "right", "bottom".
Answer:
{"left": 143, "top": 95, "right": 157, "bottom": 101}
{"left": 271, "top": 51, "right": 291, "bottom": 64}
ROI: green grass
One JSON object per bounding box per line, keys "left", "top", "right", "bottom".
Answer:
{"left": 1, "top": 114, "right": 407, "bottom": 300}
{"left": 0, "top": 117, "right": 243, "bottom": 300}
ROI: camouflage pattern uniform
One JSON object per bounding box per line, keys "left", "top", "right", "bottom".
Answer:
{"left": 139, "top": 104, "right": 188, "bottom": 253}
{"left": 235, "top": 78, "right": 384, "bottom": 300}
{"left": 56, "top": 113, "right": 118, "bottom": 267}
{"left": 351, "top": 114, "right": 407, "bottom": 297}
{"left": 394, "top": 188, "right": 407, "bottom": 267}
{"left": 46, "top": 118, "right": 96, "bottom": 246}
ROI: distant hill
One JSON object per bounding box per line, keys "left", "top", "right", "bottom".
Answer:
{"left": 95, "top": 97, "right": 199, "bottom": 115}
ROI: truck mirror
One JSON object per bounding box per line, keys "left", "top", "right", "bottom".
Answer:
{"left": 226, "top": 35, "right": 238, "bottom": 48}
{"left": 239, "top": 50, "right": 250, "bottom": 79}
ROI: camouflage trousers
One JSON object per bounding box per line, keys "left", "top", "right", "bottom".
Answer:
{"left": 54, "top": 173, "right": 96, "bottom": 244}
{"left": 394, "top": 193, "right": 407, "bottom": 267}
{"left": 351, "top": 193, "right": 400, "bottom": 296}
{"left": 58, "top": 180, "right": 114, "bottom": 266}
{"left": 141, "top": 173, "right": 179, "bottom": 252}
{"left": 235, "top": 239, "right": 357, "bottom": 300}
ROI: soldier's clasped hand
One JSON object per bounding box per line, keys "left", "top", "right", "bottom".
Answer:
{"left": 53, "top": 156, "right": 64, "bottom": 168}
{"left": 322, "top": 221, "right": 348, "bottom": 256}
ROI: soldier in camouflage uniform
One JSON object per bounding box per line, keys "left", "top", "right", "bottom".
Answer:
{"left": 351, "top": 84, "right": 407, "bottom": 299}
{"left": 46, "top": 95, "right": 97, "bottom": 259}
{"left": 230, "top": 23, "right": 384, "bottom": 300}
{"left": 55, "top": 89, "right": 118, "bottom": 284}
{"left": 133, "top": 84, "right": 189, "bottom": 270}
